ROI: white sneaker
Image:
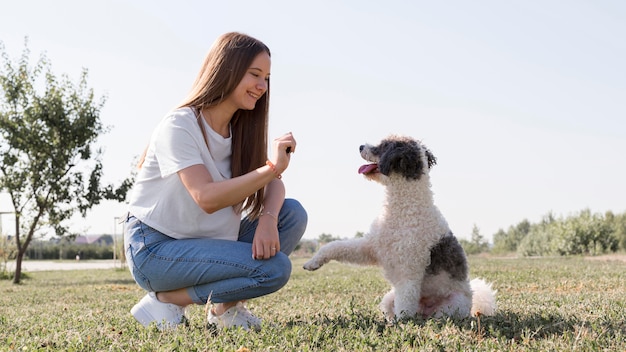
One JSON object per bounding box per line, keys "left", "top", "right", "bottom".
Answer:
{"left": 207, "top": 302, "right": 262, "bottom": 331}
{"left": 131, "top": 292, "right": 186, "bottom": 330}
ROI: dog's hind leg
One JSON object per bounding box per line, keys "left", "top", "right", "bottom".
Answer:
{"left": 392, "top": 279, "right": 423, "bottom": 319}
{"left": 303, "top": 238, "right": 377, "bottom": 271}
{"left": 379, "top": 288, "right": 396, "bottom": 322}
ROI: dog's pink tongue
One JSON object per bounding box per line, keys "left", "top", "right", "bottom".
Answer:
{"left": 358, "top": 164, "right": 378, "bottom": 174}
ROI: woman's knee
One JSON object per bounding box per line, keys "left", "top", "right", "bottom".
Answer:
{"left": 283, "top": 198, "right": 308, "bottom": 225}
{"left": 263, "top": 253, "right": 292, "bottom": 291}
{"left": 279, "top": 199, "right": 308, "bottom": 254}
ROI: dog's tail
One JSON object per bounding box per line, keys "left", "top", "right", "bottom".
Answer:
{"left": 470, "top": 278, "right": 497, "bottom": 316}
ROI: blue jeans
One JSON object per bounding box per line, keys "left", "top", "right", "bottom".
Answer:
{"left": 124, "top": 198, "right": 307, "bottom": 305}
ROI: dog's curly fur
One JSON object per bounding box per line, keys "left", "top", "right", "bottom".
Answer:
{"left": 303, "top": 135, "right": 497, "bottom": 321}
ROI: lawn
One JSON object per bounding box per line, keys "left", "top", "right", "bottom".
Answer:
{"left": 1, "top": 256, "right": 625, "bottom": 351}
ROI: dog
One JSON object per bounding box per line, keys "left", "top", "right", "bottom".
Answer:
{"left": 303, "top": 135, "right": 497, "bottom": 321}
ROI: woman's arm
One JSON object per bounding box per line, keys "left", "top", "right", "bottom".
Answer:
{"left": 252, "top": 178, "right": 285, "bottom": 259}
{"left": 261, "top": 177, "right": 286, "bottom": 216}
{"left": 178, "top": 132, "right": 296, "bottom": 214}
{"left": 178, "top": 163, "right": 277, "bottom": 214}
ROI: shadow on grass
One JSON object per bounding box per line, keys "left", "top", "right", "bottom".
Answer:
{"left": 286, "top": 309, "right": 626, "bottom": 342}
{"left": 476, "top": 311, "right": 626, "bottom": 341}
{"left": 286, "top": 311, "right": 389, "bottom": 334}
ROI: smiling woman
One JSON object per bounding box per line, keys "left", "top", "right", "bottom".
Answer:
{"left": 124, "top": 32, "right": 308, "bottom": 331}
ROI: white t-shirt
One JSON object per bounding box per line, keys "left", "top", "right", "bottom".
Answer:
{"left": 127, "top": 107, "right": 241, "bottom": 240}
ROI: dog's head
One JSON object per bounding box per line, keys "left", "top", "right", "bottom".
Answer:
{"left": 358, "top": 135, "right": 436, "bottom": 182}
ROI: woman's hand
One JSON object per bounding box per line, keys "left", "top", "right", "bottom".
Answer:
{"left": 269, "top": 132, "right": 296, "bottom": 174}
{"left": 252, "top": 214, "right": 281, "bottom": 260}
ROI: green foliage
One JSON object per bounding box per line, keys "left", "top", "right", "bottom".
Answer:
{"left": 0, "top": 39, "right": 133, "bottom": 283}
{"left": 460, "top": 224, "right": 490, "bottom": 255}
{"left": 294, "top": 239, "right": 317, "bottom": 255}
{"left": 0, "top": 256, "right": 624, "bottom": 351}
{"left": 492, "top": 219, "right": 531, "bottom": 253}
{"left": 493, "top": 209, "right": 625, "bottom": 257}
{"left": 608, "top": 211, "right": 626, "bottom": 251}
{"left": 317, "top": 233, "right": 343, "bottom": 243}
{"left": 295, "top": 234, "right": 348, "bottom": 256}
{"left": 23, "top": 240, "right": 116, "bottom": 261}
{"left": 0, "top": 234, "right": 15, "bottom": 277}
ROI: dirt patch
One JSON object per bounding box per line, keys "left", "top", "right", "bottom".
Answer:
{"left": 585, "top": 254, "right": 626, "bottom": 263}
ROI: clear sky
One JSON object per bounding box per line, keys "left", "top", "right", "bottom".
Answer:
{"left": 1, "top": 0, "right": 624, "bottom": 241}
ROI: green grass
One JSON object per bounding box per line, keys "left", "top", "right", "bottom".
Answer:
{"left": 1, "top": 256, "right": 625, "bottom": 351}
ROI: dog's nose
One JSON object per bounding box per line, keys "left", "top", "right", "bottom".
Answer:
{"left": 359, "top": 145, "right": 364, "bottom": 152}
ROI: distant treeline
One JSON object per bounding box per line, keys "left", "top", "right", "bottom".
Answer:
{"left": 23, "top": 242, "right": 115, "bottom": 260}
{"left": 298, "top": 209, "right": 626, "bottom": 258}
{"left": 1, "top": 235, "right": 121, "bottom": 261}
{"left": 5, "top": 208, "right": 624, "bottom": 261}
{"left": 491, "top": 209, "right": 626, "bottom": 256}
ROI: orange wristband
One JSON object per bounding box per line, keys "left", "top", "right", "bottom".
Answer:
{"left": 266, "top": 160, "right": 282, "bottom": 179}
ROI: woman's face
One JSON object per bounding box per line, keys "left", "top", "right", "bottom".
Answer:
{"left": 229, "top": 51, "right": 271, "bottom": 111}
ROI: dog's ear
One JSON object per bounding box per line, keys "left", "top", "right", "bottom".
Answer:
{"left": 425, "top": 148, "right": 437, "bottom": 169}
{"left": 379, "top": 141, "right": 422, "bottom": 180}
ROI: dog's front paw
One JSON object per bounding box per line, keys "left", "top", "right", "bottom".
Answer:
{"left": 303, "top": 258, "right": 324, "bottom": 271}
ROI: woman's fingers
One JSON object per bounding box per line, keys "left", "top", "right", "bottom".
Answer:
{"left": 253, "top": 242, "right": 280, "bottom": 260}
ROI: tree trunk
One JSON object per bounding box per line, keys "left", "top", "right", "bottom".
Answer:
{"left": 12, "top": 212, "right": 24, "bottom": 284}
{"left": 12, "top": 250, "right": 24, "bottom": 284}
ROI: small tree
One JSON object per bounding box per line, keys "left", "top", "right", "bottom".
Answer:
{"left": 0, "top": 40, "right": 133, "bottom": 283}
{"left": 460, "top": 224, "right": 490, "bottom": 255}
{"left": 0, "top": 234, "right": 16, "bottom": 279}
{"left": 608, "top": 211, "right": 626, "bottom": 251}
{"left": 492, "top": 219, "right": 532, "bottom": 254}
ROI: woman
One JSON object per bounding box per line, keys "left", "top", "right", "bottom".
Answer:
{"left": 124, "top": 32, "right": 307, "bottom": 331}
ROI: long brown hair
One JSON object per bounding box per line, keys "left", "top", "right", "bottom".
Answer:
{"left": 140, "top": 32, "right": 271, "bottom": 218}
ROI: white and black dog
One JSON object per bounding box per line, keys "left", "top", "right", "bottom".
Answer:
{"left": 304, "top": 135, "right": 497, "bottom": 321}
